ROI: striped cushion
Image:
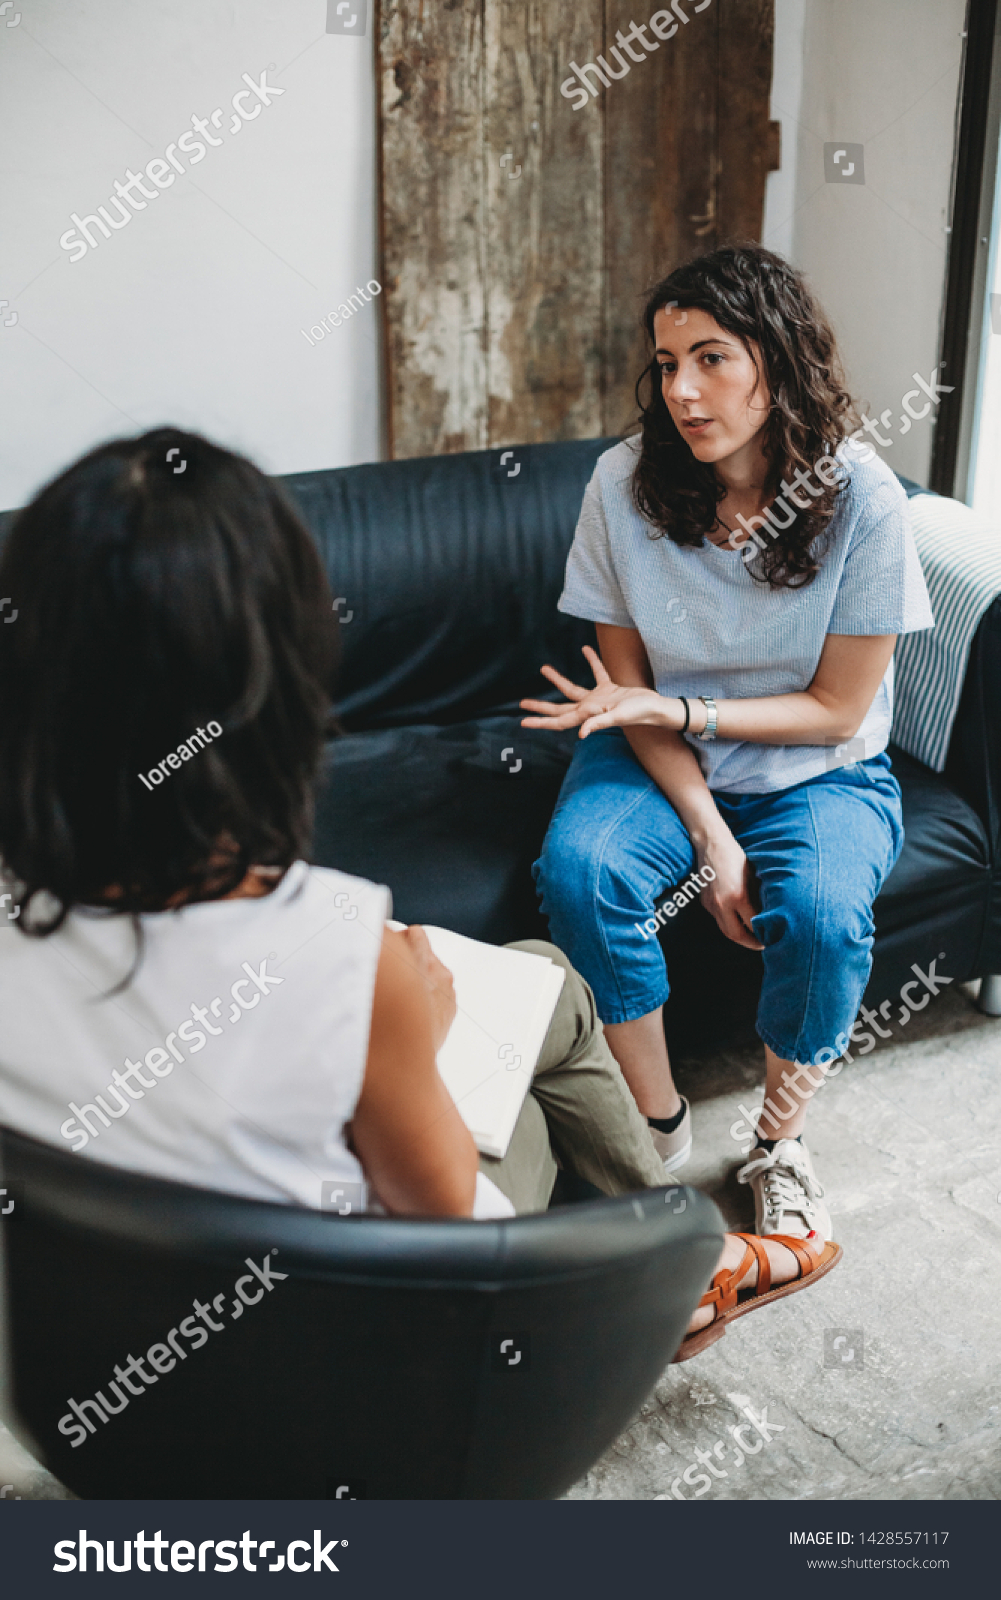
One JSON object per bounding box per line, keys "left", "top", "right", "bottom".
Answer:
{"left": 893, "top": 494, "right": 1001, "bottom": 771}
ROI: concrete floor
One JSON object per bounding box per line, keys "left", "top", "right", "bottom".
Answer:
{"left": 567, "top": 980, "right": 1001, "bottom": 1501}
{"left": 1, "top": 982, "right": 998, "bottom": 1502}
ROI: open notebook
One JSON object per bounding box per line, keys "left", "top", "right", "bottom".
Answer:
{"left": 388, "top": 923, "right": 565, "bottom": 1159}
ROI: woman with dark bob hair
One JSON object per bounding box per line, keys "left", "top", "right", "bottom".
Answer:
{"left": 0, "top": 423, "right": 843, "bottom": 1359}
{"left": 526, "top": 243, "right": 934, "bottom": 1242}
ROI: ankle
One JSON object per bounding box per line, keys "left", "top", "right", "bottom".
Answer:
{"left": 755, "top": 1132, "right": 803, "bottom": 1152}
{"left": 648, "top": 1100, "right": 687, "bottom": 1135}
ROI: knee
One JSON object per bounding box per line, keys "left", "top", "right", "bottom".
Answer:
{"left": 535, "top": 822, "right": 601, "bottom": 915}
{"left": 537, "top": 817, "right": 646, "bottom": 921}
{"left": 508, "top": 937, "right": 564, "bottom": 965}
{"left": 506, "top": 938, "right": 582, "bottom": 993}
{"left": 765, "top": 880, "right": 874, "bottom": 957}
{"left": 506, "top": 940, "right": 596, "bottom": 1040}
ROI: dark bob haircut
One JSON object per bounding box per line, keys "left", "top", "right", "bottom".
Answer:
{"left": 631, "top": 242, "right": 862, "bottom": 589}
{"left": 0, "top": 427, "right": 337, "bottom": 942}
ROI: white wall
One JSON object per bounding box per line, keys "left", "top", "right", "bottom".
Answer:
{"left": 0, "top": 0, "right": 382, "bottom": 511}
{"left": 763, "top": 0, "right": 966, "bottom": 486}
{"left": 1, "top": 1, "right": 968, "bottom": 509}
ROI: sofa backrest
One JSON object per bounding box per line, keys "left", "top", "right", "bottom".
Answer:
{"left": 280, "top": 439, "right": 612, "bottom": 730}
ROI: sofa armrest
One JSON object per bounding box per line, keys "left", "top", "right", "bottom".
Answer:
{"left": 946, "top": 594, "right": 1001, "bottom": 971}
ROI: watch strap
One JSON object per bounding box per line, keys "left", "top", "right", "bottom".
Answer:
{"left": 697, "top": 695, "right": 718, "bottom": 741}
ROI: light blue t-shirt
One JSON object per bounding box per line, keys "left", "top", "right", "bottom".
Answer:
{"left": 558, "top": 437, "right": 935, "bottom": 794}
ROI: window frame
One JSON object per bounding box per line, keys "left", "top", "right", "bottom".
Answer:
{"left": 932, "top": 0, "right": 1001, "bottom": 500}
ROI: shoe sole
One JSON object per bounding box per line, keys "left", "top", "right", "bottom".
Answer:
{"left": 671, "top": 1240, "right": 843, "bottom": 1363}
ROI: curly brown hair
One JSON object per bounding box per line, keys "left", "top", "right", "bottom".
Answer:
{"left": 631, "top": 242, "right": 862, "bottom": 589}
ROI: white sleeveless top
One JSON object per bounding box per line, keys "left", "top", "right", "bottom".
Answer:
{"left": 0, "top": 860, "right": 513, "bottom": 1218}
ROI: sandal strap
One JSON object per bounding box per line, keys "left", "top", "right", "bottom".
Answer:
{"left": 732, "top": 1231, "right": 772, "bottom": 1296}
{"left": 698, "top": 1238, "right": 757, "bottom": 1318}
{"left": 767, "top": 1232, "right": 823, "bottom": 1277}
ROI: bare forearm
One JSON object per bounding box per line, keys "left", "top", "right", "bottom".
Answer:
{"left": 532, "top": 628, "right": 897, "bottom": 751}
{"left": 679, "top": 689, "right": 859, "bottom": 745}
{"left": 355, "top": 928, "right": 478, "bottom": 1217}
{"left": 625, "top": 727, "right": 729, "bottom": 848}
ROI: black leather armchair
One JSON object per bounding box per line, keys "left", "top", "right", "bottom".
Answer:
{"left": 283, "top": 439, "right": 1000, "bottom": 1055}
{"left": 0, "top": 1128, "right": 722, "bottom": 1499}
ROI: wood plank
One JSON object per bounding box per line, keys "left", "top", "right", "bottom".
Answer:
{"left": 717, "top": 0, "right": 780, "bottom": 241}
{"left": 481, "top": 1, "right": 605, "bottom": 446}
{"left": 602, "top": 0, "right": 724, "bottom": 436}
{"left": 378, "top": 0, "right": 487, "bottom": 457}
{"left": 377, "top": 1, "right": 777, "bottom": 458}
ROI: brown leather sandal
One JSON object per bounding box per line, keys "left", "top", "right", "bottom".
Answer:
{"left": 672, "top": 1230, "right": 842, "bottom": 1364}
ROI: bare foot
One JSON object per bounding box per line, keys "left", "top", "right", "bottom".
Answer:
{"left": 684, "top": 1233, "right": 804, "bottom": 1335}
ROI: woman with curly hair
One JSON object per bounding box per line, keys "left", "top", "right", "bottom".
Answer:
{"left": 525, "top": 243, "right": 934, "bottom": 1246}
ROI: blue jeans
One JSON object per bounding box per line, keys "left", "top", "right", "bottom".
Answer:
{"left": 533, "top": 731, "right": 904, "bottom": 1064}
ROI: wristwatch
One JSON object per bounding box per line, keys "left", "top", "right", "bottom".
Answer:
{"left": 698, "top": 696, "right": 718, "bottom": 741}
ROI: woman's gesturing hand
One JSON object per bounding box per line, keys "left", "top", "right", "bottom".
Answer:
{"left": 520, "top": 645, "right": 677, "bottom": 738}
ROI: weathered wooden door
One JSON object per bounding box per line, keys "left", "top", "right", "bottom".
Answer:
{"left": 378, "top": 0, "right": 778, "bottom": 458}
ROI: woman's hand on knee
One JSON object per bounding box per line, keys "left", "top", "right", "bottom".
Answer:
{"left": 698, "top": 834, "right": 764, "bottom": 951}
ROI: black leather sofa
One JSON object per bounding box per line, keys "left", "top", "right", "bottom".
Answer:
{"left": 1, "top": 438, "right": 996, "bottom": 1055}
{"left": 284, "top": 438, "right": 1001, "bottom": 1056}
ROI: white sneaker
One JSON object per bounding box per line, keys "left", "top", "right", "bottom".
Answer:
{"left": 647, "top": 1096, "right": 692, "bottom": 1173}
{"left": 736, "top": 1138, "right": 832, "bottom": 1244}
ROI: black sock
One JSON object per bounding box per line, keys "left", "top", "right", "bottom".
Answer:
{"left": 648, "top": 1102, "right": 687, "bottom": 1135}
{"left": 755, "top": 1134, "right": 802, "bottom": 1152}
